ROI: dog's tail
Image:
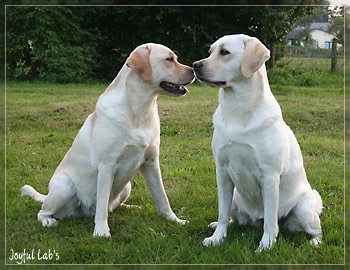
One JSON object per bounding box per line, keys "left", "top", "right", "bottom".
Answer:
{"left": 20, "top": 185, "right": 46, "bottom": 204}
{"left": 312, "top": 189, "right": 323, "bottom": 215}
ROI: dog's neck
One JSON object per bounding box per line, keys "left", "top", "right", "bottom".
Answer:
{"left": 217, "top": 66, "right": 281, "bottom": 128}
{"left": 98, "top": 65, "right": 159, "bottom": 126}
{"left": 125, "top": 71, "right": 158, "bottom": 120}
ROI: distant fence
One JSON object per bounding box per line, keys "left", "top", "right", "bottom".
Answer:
{"left": 286, "top": 45, "right": 343, "bottom": 58}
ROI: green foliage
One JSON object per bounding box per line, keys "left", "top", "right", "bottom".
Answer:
{"left": 81, "top": 6, "right": 246, "bottom": 80}
{"left": 84, "top": 6, "right": 320, "bottom": 79}
{"left": 6, "top": 6, "right": 324, "bottom": 82}
{"left": 269, "top": 67, "right": 325, "bottom": 87}
{"left": 6, "top": 7, "right": 98, "bottom": 82}
{"left": 329, "top": 15, "right": 344, "bottom": 45}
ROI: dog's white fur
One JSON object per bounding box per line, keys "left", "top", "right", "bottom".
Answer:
{"left": 193, "top": 34, "right": 322, "bottom": 251}
{"left": 21, "top": 43, "right": 194, "bottom": 237}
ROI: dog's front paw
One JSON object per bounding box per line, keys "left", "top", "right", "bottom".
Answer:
{"left": 256, "top": 232, "right": 277, "bottom": 252}
{"left": 163, "top": 211, "right": 188, "bottom": 225}
{"left": 93, "top": 223, "right": 111, "bottom": 238}
{"left": 203, "top": 225, "right": 227, "bottom": 247}
{"left": 203, "top": 234, "right": 225, "bottom": 247}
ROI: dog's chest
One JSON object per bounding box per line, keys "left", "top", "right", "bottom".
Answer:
{"left": 129, "top": 125, "right": 158, "bottom": 149}
{"left": 216, "top": 138, "right": 262, "bottom": 200}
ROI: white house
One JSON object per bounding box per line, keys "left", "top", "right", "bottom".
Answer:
{"left": 287, "top": 22, "right": 339, "bottom": 49}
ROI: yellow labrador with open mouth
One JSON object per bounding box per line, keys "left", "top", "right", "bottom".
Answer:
{"left": 193, "top": 34, "right": 322, "bottom": 252}
{"left": 21, "top": 43, "right": 194, "bottom": 238}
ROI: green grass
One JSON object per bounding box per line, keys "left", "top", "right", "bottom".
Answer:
{"left": 5, "top": 58, "right": 344, "bottom": 265}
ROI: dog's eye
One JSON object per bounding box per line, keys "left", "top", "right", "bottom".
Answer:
{"left": 219, "top": 49, "right": 230, "bottom": 56}
{"left": 166, "top": 57, "right": 174, "bottom": 62}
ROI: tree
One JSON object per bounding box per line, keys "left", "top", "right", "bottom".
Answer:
{"left": 328, "top": 6, "right": 344, "bottom": 73}
{"left": 83, "top": 6, "right": 320, "bottom": 77}
{"left": 80, "top": 6, "right": 246, "bottom": 80}
{"left": 6, "top": 6, "right": 324, "bottom": 82}
{"left": 328, "top": 6, "right": 344, "bottom": 46}
{"left": 6, "top": 6, "right": 98, "bottom": 82}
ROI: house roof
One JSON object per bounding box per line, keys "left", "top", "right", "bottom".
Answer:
{"left": 295, "top": 22, "right": 329, "bottom": 32}
{"left": 287, "top": 29, "right": 301, "bottom": 39}
{"left": 287, "top": 22, "right": 330, "bottom": 40}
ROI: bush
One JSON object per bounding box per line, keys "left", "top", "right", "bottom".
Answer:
{"left": 268, "top": 67, "right": 332, "bottom": 87}
{"left": 35, "top": 46, "right": 96, "bottom": 83}
{"left": 297, "top": 70, "right": 321, "bottom": 86}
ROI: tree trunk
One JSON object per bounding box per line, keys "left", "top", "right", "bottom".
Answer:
{"left": 331, "top": 38, "right": 338, "bottom": 73}
{"left": 268, "top": 41, "right": 276, "bottom": 69}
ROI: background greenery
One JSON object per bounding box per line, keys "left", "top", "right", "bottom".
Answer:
{"left": 6, "top": 5, "right": 342, "bottom": 83}
{"left": 6, "top": 57, "right": 344, "bottom": 264}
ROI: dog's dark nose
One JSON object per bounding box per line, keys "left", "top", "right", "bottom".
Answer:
{"left": 193, "top": 61, "right": 203, "bottom": 69}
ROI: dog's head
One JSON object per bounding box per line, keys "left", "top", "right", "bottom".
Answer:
{"left": 193, "top": 34, "right": 270, "bottom": 88}
{"left": 126, "top": 43, "right": 194, "bottom": 96}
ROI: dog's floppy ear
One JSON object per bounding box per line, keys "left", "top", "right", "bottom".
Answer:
{"left": 241, "top": 37, "right": 270, "bottom": 78}
{"left": 126, "top": 45, "right": 152, "bottom": 81}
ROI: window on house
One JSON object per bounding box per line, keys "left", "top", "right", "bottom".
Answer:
{"left": 324, "top": 41, "right": 332, "bottom": 49}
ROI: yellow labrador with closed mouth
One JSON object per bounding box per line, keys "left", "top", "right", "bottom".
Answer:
{"left": 21, "top": 43, "right": 194, "bottom": 237}
{"left": 193, "top": 34, "right": 322, "bottom": 252}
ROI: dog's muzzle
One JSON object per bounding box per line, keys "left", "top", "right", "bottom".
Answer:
{"left": 193, "top": 60, "right": 226, "bottom": 87}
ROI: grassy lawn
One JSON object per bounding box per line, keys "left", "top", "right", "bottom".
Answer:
{"left": 5, "top": 58, "right": 344, "bottom": 265}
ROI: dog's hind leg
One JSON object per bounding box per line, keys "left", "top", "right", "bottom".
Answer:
{"left": 37, "top": 174, "right": 78, "bottom": 227}
{"left": 108, "top": 181, "right": 132, "bottom": 212}
{"left": 284, "top": 190, "right": 323, "bottom": 246}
